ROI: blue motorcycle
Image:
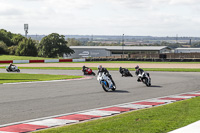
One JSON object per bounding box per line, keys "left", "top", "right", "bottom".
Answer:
{"left": 97, "top": 72, "right": 116, "bottom": 92}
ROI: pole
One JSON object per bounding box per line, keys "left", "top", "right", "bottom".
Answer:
{"left": 122, "top": 34, "right": 124, "bottom": 58}
{"left": 24, "top": 24, "right": 28, "bottom": 38}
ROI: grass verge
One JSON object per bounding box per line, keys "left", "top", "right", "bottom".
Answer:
{"left": 0, "top": 73, "right": 83, "bottom": 84}
{"left": 0, "top": 55, "right": 56, "bottom": 60}
{"left": 36, "top": 96, "right": 200, "bottom": 133}
{"left": 0, "top": 55, "right": 200, "bottom": 64}
{"left": 1, "top": 67, "right": 199, "bottom": 72}
{"left": 80, "top": 61, "right": 200, "bottom": 64}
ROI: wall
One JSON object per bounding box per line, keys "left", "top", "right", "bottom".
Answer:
{"left": 175, "top": 49, "right": 200, "bottom": 53}
{"left": 68, "top": 48, "right": 111, "bottom": 58}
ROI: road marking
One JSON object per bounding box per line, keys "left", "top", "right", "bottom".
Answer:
{"left": 0, "top": 90, "right": 200, "bottom": 133}
{"left": 26, "top": 119, "right": 78, "bottom": 127}
{"left": 2, "top": 76, "right": 93, "bottom": 85}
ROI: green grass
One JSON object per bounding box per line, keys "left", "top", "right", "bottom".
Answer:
{"left": 36, "top": 96, "right": 200, "bottom": 133}
{"left": 142, "top": 68, "right": 200, "bottom": 72}
{"left": 83, "top": 61, "right": 200, "bottom": 64}
{"left": 0, "top": 73, "right": 83, "bottom": 84}
{"left": 0, "top": 55, "right": 200, "bottom": 64}
{"left": 0, "top": 55, "right": 56, "bottom": 60}
{"left": 1, "top": 67, "right": 199, "bottom": 72}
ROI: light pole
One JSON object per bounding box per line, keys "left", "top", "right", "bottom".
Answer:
{"left": 122, "top": 34, "right": 124, "bottom": 58}
{"left": 24, "top": 24, "right": 28, "bottom": 38}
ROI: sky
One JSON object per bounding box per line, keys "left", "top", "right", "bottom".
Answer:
{"left": 0, "top": 0, "right": 200, "bottom": 37}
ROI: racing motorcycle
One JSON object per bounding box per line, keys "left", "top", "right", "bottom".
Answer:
{"left": 6, "top": 65, "right": 20, "bottom": 72}
{"left": 137, "top": 71, "right": 151, "bottom": 87}
{"left": 119, "top": 67, "right": 133, "bottom": 77}
{"left": 97, "top": 72, "right": 116, "bottom": 92}
{"left": 82, "top": 67, "right": 95, "bottom": 76}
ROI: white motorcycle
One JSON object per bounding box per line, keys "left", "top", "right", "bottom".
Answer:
{"left": 137, "top": 71, "right": 151, "bottom": 87}
{"left": 6, "top": 65, "right": 20, "bottom": 72}
{"left": 97, "top": 72, "right": 116, "bottom": 92}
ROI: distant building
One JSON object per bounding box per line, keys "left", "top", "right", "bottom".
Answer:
{"left": 69, "top": 46, "right": 172, "bottom": 58}
{"left": 175, "top": 48, "right": 200, "bottom": 53}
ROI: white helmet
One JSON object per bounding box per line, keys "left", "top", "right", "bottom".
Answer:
{"left": 98, "top": 65, "right": 102, "bottom": 70}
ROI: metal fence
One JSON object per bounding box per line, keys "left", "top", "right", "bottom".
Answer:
{"left": 130, "top": 53, "right": 200, "bottom": 59}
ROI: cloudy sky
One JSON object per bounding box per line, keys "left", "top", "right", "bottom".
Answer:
{"left": 0, "top": 0, "right": 200, "bottom": 36}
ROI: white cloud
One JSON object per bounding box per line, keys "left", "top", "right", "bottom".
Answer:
{"left": 0, "top": 0, "right": 200, "bottom": 36}
{"left": 169, "top": 0, "right": 199, "bottom": 5}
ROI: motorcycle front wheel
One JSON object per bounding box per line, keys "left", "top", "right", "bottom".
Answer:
{"left": 111, "top": 85, "right": 116, "bottom": 91}
{"left": 92, "top": 72, "right": 96, "bottom": 76}
{"left": 101, "top": 81, "right": 109, "bottom": 92}
{"left": 145, "top": 78, "right": 151, "bottom": 87}
{"left": 111, "top": 81, "right": 116, "bottom": 91}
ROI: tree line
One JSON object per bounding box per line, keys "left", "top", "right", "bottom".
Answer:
{"left": 0, "top": 29, "right": 74, "bottom": 58}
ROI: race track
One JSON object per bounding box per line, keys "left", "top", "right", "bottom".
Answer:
{"left": 0, "top": 69, "right": 200, "bottom": 125}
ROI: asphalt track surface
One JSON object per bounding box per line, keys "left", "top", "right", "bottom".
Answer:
{"left": 0, "top": 69, "right": 200, "bottom": 125}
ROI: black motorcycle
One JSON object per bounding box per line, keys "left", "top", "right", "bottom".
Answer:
{"left": 119, "top": 67, "right": 133, "bottom": 77}
{"left": 6, "top": 65, "right": 20, "bottom": 72}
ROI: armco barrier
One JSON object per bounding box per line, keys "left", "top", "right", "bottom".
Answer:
{"left": 0, "top": 59, "right": 73, "bottom": 64}
{"left": 29, "top": 60, "right": 44, "bottom": 63}
{"left": 86, "top": 58, "right": 200, "bottom": 62}
{"left": 44, "top": 59, "right": 59, "bottom": 63}
{"left": 13, "top": 60, "right": 29, "bottom": 64}
{"left": 73, "top": 59, "right": 86, "bottom": 62}
{"left": 0, "top": 60, "right": 13, "bottom": 63}
{"left": 59, "top": 59, "right": 73, "bottom": 62}
{"left": 1, "top": 58, "right": 199, "bottom": 64}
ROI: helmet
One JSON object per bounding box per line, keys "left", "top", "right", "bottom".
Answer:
{"left": 98, "top": 65, "right": 102, "bottom": 70}
{"left": 135, "top": 65, "right": 139, "bottom": 69}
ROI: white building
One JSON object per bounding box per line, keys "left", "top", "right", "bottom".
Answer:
{"left": 69, "top": 46, "right": 172, "bottom": 58}
{"left": 175, "top": 48, "right": 200, "bottom": 53}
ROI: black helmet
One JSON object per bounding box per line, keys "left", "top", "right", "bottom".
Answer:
{"left": 135, "top": 65, "right": 139, "bottom": 69}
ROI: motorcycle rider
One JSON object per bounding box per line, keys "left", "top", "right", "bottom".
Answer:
{"left": 8, "top": 63, "right": 14, "bottom": 71}
{"left": 135, "top": 65, "right": 144, "bottom": 82}
{"left": 119, "top": 67, "right": 133, "bottom": 77}
{"left": 119, "top": 67, "right": 124, "bottom": 74}
{"left": 135, "top": 65, "right": 150, "bottom": 81}
{"left": 97, "top": 65, "right": 115, "bottom": 85}
{"left": 82, "top": 65, "right": 89, "bottom": 74}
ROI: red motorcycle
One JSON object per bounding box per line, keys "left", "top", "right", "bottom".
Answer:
{"left": 82, "top": 66, "right": 96, "bottom": 76}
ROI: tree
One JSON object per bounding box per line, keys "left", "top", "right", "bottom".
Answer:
{"left": 0, "top": 41, "right": 8, "bottom": 54}
{"left": 16, "top": 38, "right": 38, "bottom": 56}
{"left": 67, "top": 38, "right": 81, "bottom": 46}
{"left": 191, "top": 42, "right": 200, "bottom": 48}
{"left": 38, "top": 33, "right": 74, "bottom": 58}
{"left": 11, "top": 34, "right": 26, "bottom": 46}
{"left": 8, "top": 45, "right": 18, "bottom": 55}
{"left": 0, "top": 29, "right": 14, "bottom": 47}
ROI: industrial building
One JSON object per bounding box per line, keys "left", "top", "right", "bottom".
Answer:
{"left": 175, "top": 48, "right": 200, "bottom": 53}
{"left": 68, "top": 46, "right": 172, "bottom": 58}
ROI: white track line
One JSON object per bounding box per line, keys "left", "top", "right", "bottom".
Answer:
{"left": 0, "top": 90, "right": 199, "bottom": 128}
{"left": 2, "top": 77, "right": 92, "bottom": 85}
